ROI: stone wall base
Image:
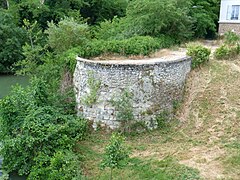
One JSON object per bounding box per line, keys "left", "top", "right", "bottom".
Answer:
{"left": 219, "top": 23, "right": 240, "bottom": 35}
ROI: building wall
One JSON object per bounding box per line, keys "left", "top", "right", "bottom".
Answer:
{"left": 219, "top": 22, "right": 240, "bottom": 35}
{"left": 73, "top": 57, "right": 191, "bottom": 130}
{"left": 219, "top": 0, "right": 240, "bottom": 34}
{"left": 219, "top": 0, "right": 240, "bottom": 23}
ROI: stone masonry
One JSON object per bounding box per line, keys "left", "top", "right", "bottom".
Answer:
{"left": 219, "top": 23, "right": 240, "bottom": 35}
{"left": 73, "top": 56, "right": 191, "bottom": 129}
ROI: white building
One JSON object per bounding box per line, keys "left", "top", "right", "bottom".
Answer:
{"left": 219, "top": 0, "right": 240, "bottom": 34}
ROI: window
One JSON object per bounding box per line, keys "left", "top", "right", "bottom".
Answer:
{"left": 227, "top": 5, "right": 240, "bottom": 20}
{"left": 231, "top": 5, "right": 239, "bottom": 20}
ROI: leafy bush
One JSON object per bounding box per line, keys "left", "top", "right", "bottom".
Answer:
{"left": 187, "top": 44, "right": 211, "bottom": 68}
{"left": 214, "top": 44, "right": 240, "bottom": 60}
{"left": 0, "top": 78, "right": 87, "bottom": 177}
{"left": 125, "top": 0, "right": 193, "bottom": 41}
{"left": 214, "top": 31, "right": 240, "bottom": 60}
{"left": 28, "top": 150, "right": 83, "bottom": 180}
{"left": 0, "top": 10, "right": 26, "bottom": 73}
{"left": 45, "top": 17, "right": 90, "bottom": 53}
{"left": 93, "top": 17, "right": 129, "bottom": 40}
{"left": 190, "top": 0, "right": 219, "bottom": 38}
{"left": 81, "top": 0, "right": 128, "bottom": 25}
{"left": 224, "top": 31, "right": 240, "bottom": 45}
{"left": 214, "top": 45, "right": 230, "bottom": 60}
{"left": 79, "top": 36, "right": 175, "bottom": 58}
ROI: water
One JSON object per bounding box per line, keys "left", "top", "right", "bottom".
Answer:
{"left": 0, "top": 75, "right": 29, "bottom": 98}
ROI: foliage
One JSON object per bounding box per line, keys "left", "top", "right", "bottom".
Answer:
{"left": 17, "top": 0, "right": 84, "bottom": 29}
{"left": 187, "top": 44, "right": 211, "bottom": 68}
{"left": 156, "top": 111, "right": 170, "bottom": 130}
{"left": 224, "top": 31, "right": 240, "bottom": 46}
{"left": 214, "top": 44, "right": 240, "bottom": 60}
{"left": 125, "top": 0, "right": 193, "bottom": 41}
{"left": 93, "top": 17, "right": 129, "bottom": 40}
{"left": 0, "top": 10, "right": 26, "bottom": 73}
{"left": 190, "top": 0, "right": 220, "bottom": 38}
{"left": 111, "top": 90, "right": 134, "bottom": 133}
{"left": 22, "top": 19, "right": 45, "bottom": 48}
{"left": 214, "top": 45, "right": 230, "bottom": 60}
{"left": 14, "top": 18, "right": 46, "bottom": 75}
{"left": 28, "top": 150, "right": 83, "bottom": 180}
{"left": 45, "top": 17, "right": 90, "bottom": 53}
{"left": 79, "top": 36, "right": 175, "bottom": 58}
{"left": 215, "top": 32, "right": 240, "bottom": 60}
{"left": 81, "top": 0, "right": 128, "bottom": 25}
{"left": 0, "top": 78, "right": 88, "bottom": 177}
{"left": 82, "top": 71, "right": 101, "bottom": 106}
{"left": 101, "top": 133, "right": 129, "bottom": 180}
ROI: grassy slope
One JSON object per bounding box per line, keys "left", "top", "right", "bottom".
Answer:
{"left": 78, "top": 57, "right": 240, "bottom": 180}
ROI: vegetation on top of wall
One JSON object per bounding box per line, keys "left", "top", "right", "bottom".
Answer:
{"left": 79, "top": 35, "right": 175, "bottom": 58}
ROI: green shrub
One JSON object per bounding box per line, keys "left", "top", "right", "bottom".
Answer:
{"left": 93, "top": 17, "right": 128, "bottom": 40}
{"left": 125, "top": 0, "right": 193, "bottom": 40}
{"left": 214, "top": 45, "right": 229, "bottom": 60}
{"left": 45, "top": 17, "right": 90, "bottom": 53}
{"left": 0, "top": 10, "right": 26, "bottom": 73}
{"left": 214, "top": 44, "right": 240, "bottom": 60}
{"left": 187, "top": 44, "right": 211, "bottom": 68}
{"left": 0, "top": 78, "right": 87, "bottom": 177}
{"left": 214, "top": 31, "right": 240, "bottom": 60}
{"left": 79, "top": 36, "right": 175, "bottom": 58}
{"left": 28, "top": 150, "right": 83, "bottom": 180}
{"left": 224, "top": 31, "right": 240, "bottom": 45}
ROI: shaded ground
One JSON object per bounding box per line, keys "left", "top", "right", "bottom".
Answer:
{"left": 79, "top": 44, "right": 240, "bottom": 179}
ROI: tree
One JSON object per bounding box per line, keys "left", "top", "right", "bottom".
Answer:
{"left": 45, "top": 17, "right": 89, "bottom": 53}
{"left": 81, "top": 0, "right": 128, "bottom": 24}
{"left": 0, "top": 10, "right": 26, "bottom": 73}
{"left": 125, "top": 0, "right": 193, "bottom": 41}
{"left": 101, "top": 133, "right": 129, "bottom": 180}
{"left": 190, "top": 0, "right": 221, "bottom": 38}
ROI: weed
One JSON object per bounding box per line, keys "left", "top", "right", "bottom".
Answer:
{"left": 156, "top": 111, "right": 170, "bottom": 130}
{"left": 82, "top": 71, "right": 101, "bottom": 106}
{"left": 110, "top": 90, "right": 134, "bottom": 133}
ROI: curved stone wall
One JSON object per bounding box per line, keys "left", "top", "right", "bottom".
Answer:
{"left": 73, "top": 56, "right": 191, "bottom": 129}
